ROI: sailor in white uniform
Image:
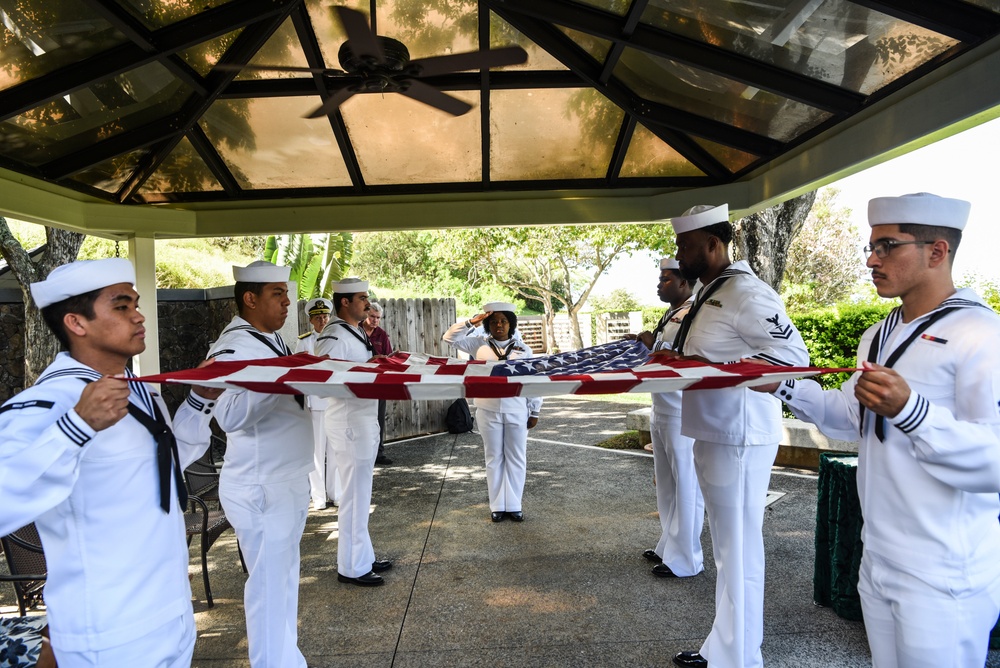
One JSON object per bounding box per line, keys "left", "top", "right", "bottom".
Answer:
{"left": 628, "top": 258, "right": 703, "bottom": 578}
{"left": 315, "top": 278, "right": 393, "bottom": 587}
{"left": 764, "top": 193, "right": 1000, "bottom": 668}
{"left": 667, "top": 205, "right": 809, "bottom": 668}
{"left": 208, "top": 261, "right": 313, "bottom": 668}
{"left": 295, "top": 297, "right": 341, "bottom": 510}
{"left": 0, "top": 258, "right": 218, "bottom": 668}
{"left": 443, "top": 302, "right": 541, "bottom": 522}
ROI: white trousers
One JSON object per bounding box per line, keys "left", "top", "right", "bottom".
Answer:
{"left": 858, "top": 549, "right": 1000, "bottom": 668}
{"left": 220, "top": 477, "right": 309, "bottom": 668}
{"left": 694, "top": 440, "right": 777, "bottom": 668}
{"left": 53, "top": 612, "right": 195, "bottom": 668}
{"left": 651, "top": 413, "right": 704, "bottom": 576}
{"left": 477, "top": 407, "right": 528, "bottom": 513}
{"left": 308, "top": 409, "right": 341, "bottom": 506}
{"left": 326, "top": 416, "right": 380, "bottom": 578}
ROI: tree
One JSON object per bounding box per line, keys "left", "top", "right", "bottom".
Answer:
{"left": 264, "top": 233, "right": 353, "bottom": 300}
{"left": 0, "top": 219, "right": 85, "bottom": 386}
{"left": 440, "top": 224, "right": 674, "bottom": 351}
{"left": 781, "top": 188, "right": 867, "bottom": 311}
{"left": 732, "top": 191, "right": 817, "bottom": 290}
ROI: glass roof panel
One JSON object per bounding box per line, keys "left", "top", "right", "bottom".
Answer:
{"left": 340, "top": 91, "right": 480, "bottom": 185}
{"left": 491, "top": 12, "right": 567, "bottom": 71}
{"left": 614, "top": 46, "right": 831, "bottom": 142}
{"left": 692, "top": 135, "right": 759, "bottom": 173}
{"left": 178, "top": 28, "right": 244, "bottom": 77}
{"left": 66, "top": 148, "right": 145, "bottom": 193}
{"left": 570, "top": 0, "right": 630, "bottom": 17}
{"left": 965, "top": 0, "right": 1000, "bottom": 11}
{"left": 555, "top": 24, "right": 613, "bottom": 63}
{"left": 377, "top": 0, "right": 478, "bottom": 62}
{"left": 619, "top": 123, "right": 704, "bottom": 178}
{"left": 0, "top": 0, "right": 128, "bottom": 93}
{"left": 490, "top": 87, "right": 623, "bottom": 181}
{"left": 200, "top": 97, "right": 352, "bottom": 189}
{"left": 640, "top": 0, "right": 958, "bottom": 96}
{"left": 234, "top": 17, "right": 307, "bottom": 80}
{"left": 0, "top": 61, "right": 191, "bottom": 166}
{"left": 137, "top": 136, "right": 223, "bottom": 195}
{"left": 117, "top": 0, "right": 233, "bottom": 30}
{"left": 306, "top": 0, "right": 366, "bottom": 71}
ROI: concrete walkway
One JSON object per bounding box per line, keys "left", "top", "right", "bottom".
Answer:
{"left": 5, "top": 397, "right": 999, "bottom": 666}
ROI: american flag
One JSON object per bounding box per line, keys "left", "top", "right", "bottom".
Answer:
{"left": 136, "top": 340, "right": 847, "bottom": 401}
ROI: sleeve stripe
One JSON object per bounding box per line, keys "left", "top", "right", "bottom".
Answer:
{"left": 57, "top": 413, "right": 92, "bottom": 447}
{"left": 895, "top": 395, "right": 929, "bottom": 433}
{"left": 750, "top": 353, "right": 794, "bottom": 367}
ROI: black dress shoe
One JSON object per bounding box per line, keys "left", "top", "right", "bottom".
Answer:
{"left": 491, "top": 511, "right": 506, "bottom": 522}
{"left": 507, "top": 511, "right": 524, "bottom": 522}
{"left": 375, "top": 456, "right": 393, "bottom": 466}
{"left": 672, "top": 651, "right": 707, "bottom": 668}
{"left": 371, "top": 559, "right": 393, "bottom": 573}
{"left": 652, "top": 563, "right": 678, "bottom": 578}
{"left": 337, "top": 571, "right": 384, "bottom": 587}
{"left": 642, "top": 549, "right": 662, "bottom": 563}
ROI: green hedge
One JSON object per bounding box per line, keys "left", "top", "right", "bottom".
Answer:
{"left": 791, "top": 303, "right": 895, "bottom": 390}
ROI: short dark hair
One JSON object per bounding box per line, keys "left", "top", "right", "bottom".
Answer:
{"left": 40, "top": 288, "right": 103, "bottom": 350}
{"left": 668, "top": 268, "right": 697, "bottom": 289}
{"left": 332, "top": 292, "right": 359, "bottom": 314}
{"left": 898, "top": 223, "right": 962, "bottom": 260}
{"left": 234, "top": 281, "right": 266, "bottom": 315}
{"left": 484, "top": 310, "right": 517, "bottom": 334}
{"left": 701, "top": 221, "right": 733, "bottom": 245}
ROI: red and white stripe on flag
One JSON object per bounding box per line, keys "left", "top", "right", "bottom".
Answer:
{"left": 134, "top": 351, "right": 851, "bottom": 401}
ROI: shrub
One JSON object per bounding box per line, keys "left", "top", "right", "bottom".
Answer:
{"left": 791, "top": 302, "right": 895, "bottom": 390}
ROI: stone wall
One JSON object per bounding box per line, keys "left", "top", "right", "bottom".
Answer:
{"left": 156, "top": 287, "right": 237, "bottom": 413}
{"left": 0, "top": 291, "right": 25, "bottom": 404}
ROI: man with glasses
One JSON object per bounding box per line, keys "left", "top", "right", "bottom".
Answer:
{"left": 762, "top": 193, "right": 1000, "bottom": 667}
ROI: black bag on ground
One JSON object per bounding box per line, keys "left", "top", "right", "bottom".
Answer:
{"left": 446, "top": 398, "right": 474, "bottom": 433}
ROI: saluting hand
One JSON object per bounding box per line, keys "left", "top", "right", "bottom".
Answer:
{"left": 855, "top": 361, "right": 910, "bottom": 419}
{"left": 469, "top": 312, "right": 492, "bottom": 326}
{"left": 75, "top": 375, "right": 131, "bottom": 431}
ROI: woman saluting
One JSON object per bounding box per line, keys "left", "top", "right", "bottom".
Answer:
{"left": 444, "top": 302, "right": 541, "bottom": 522}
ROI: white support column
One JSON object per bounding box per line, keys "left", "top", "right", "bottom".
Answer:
{"left": 128, "top": 236, "right": 160, "bottom": 376}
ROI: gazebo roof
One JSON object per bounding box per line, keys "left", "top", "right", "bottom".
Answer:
{"left": 2, "top": 0, "right": 1000, "bottom": 237}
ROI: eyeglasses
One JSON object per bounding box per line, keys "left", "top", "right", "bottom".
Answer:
{"left": 863, "top": 240, "right": 934, "bottom": 259}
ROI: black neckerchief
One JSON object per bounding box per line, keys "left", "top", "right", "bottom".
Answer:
{"left": 337, "top": 320, "right": 374, "bottom": 353}
{"left": 860, "top": 304, "right": 964, "bottom": 441}
{"left": 488, "top": 338, "right": 518, "bottom": 361}
{"left": 652, "top": 297, "right": 693, "bottom": 337}
{"left": 126, "top": 399, "right": 187, "bottom": 513}
{"left": 43, "top": 371, "right": 185, "bottom": 513}
{"left": 672, "top": 268, "right": 747, "bottom": 355}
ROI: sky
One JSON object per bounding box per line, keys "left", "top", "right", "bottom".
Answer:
{"left": 595, "top": 116, "right": 1000, "bottom": 306}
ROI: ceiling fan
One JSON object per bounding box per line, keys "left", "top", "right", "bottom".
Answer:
{"left": 220, "top": 6, "right": 528, "bottom": 117}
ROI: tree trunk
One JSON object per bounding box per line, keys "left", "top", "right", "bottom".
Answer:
{"left": 0, "top": 219, "right": 85, "bottom": 386}
{"left": 732, "top": 192, "right": 816, "bottom": 291}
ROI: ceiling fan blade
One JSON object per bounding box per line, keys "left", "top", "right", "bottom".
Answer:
{"left": 408, "top": 46, "right": 528, "bottom": 77}
{"left": 333, "top": 6, "right": 385, "bottom": 63}
{"left": 398, "top": 79, "right": 473, "bottom": 116}
{"left": 214, "top": 63, "right": 345, "bottom": 75}
{"left": 305, "top": 87, "right": 357, "bottom": 119}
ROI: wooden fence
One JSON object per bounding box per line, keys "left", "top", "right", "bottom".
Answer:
{"left": 378, "top": 297, "right": 457, "bottom": 440}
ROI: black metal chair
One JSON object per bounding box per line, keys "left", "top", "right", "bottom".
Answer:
{"left": 183, "top": 440, "right": 246, "bottom": 608}
{"left": 1, "top": 524, "right": 47, "bottom": 616}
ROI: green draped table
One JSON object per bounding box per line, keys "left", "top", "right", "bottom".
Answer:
{"left": 813, "top": 452, "right": 1000, "bottom": 647}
